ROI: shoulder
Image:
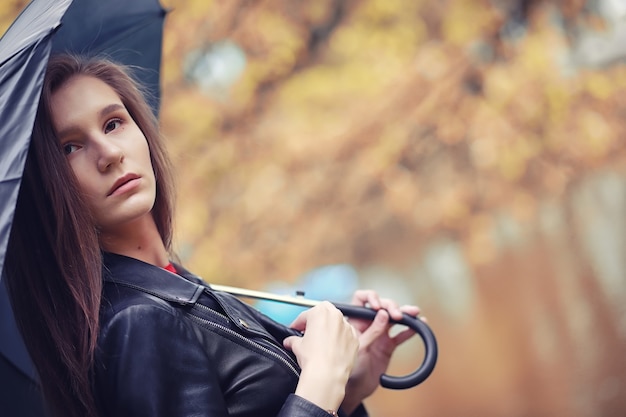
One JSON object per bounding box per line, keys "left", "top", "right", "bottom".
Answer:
{"left": 98, "top": 284, "right": 192, "bottom": 347}
{"left": 97, "top": 289, "right": 208, "bottom": 375}
{"left": 101, "top": 278, "right": 177, "bottom": 316}
{"left": 100, "top": 252, "right": 205, "bottom": 316}
{"left": 94, "top": 292, "right": 220, "bottom": 417}
{"left": 99, "top": 254, "right": 199, "bottom": 338}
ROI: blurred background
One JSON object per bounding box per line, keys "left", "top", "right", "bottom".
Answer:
{"left": 3, "top": 0, "right": 626, "bottom": 416}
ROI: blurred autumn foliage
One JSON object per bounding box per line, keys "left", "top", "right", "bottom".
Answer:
{"left": 152, "top": 0, "right": 626, "bottom": 284}
{"left": 3, "top": 0, "right": 626, "bottom": 416}
{"left": 159, "top": 2, "right": 626, "bottom": 415}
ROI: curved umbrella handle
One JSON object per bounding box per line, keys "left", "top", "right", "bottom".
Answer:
{"left": 210, "top": 284, "right": 438, "bottom": 389}
{"left": 332, "top": 302, "right": 438, "bottom": 389}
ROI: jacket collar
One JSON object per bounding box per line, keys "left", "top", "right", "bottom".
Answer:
{"left": 102, "top": 252, "right": 205, "bottom": 306}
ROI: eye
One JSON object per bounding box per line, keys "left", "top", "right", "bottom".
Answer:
{"left": 104, "top": 118, "right": 122, "bottom": 134}
{"left": 62, "top": 143, "right": 80, "bottom": 155}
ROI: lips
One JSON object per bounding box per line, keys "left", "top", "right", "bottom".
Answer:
{"left": 107, "top": 173, "right": 140, "bottom": 196}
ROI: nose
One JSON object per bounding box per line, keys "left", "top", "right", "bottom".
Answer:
{"left": 94, "top": 137, "right": 124, "bottom": 172}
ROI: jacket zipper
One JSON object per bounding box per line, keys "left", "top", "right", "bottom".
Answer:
{"left": 190, "top": 304, "right": 301, "bottom": 377}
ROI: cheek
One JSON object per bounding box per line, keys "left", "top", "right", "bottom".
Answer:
{"left": 68, "top": 159, "right": 98, "bottom": 197}
{"left": 138, "top": 140, "right": 155, "bottom": 175}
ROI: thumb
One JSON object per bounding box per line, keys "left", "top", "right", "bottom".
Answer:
{"left": 359, "top": 309, "right": 390, "bottom": 347}
{"left": 283, "top": 335, "right": 300, "bottom": 351}
{"left": 287, "top": 310, "right": 308, "bottom": 332}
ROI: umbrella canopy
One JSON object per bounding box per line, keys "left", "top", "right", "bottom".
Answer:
{"left": 0, "top": 4, "right": 75, "bottom": 415}
{"left": 52, "top": 0, "right": 166, "bottom": 115}
{"left": 0, "top": 1, "right": 166, "bottom": 415}
{"left": 0, "top": 0, "right": 73, "bottom": 289}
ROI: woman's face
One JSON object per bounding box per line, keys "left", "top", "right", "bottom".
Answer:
{"left": 49, "top": 75, "right": 157, "bottom": 236}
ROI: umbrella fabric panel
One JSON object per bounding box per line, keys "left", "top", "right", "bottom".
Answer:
{"left": 0, "top": 278, "right": 38, "bottom": 380}
{"left": 52, "top": 0, "right": 167, "bottom": 114}
{"left": 0, "top": 0, "right": 73, "bottom": 280}
{"left": 0, "top": 0, "right": 70, "bottom": 65}
{"left": 0, "top": 2, "right": 77, "bottom": 406}
{"left": 0, "top": 39, "right": 54, "bottom": 279}
{"left": 0, "top": 278, "right": 47, "bottom": 416}
{"left": 0, "top": 7, "right": 78, "bottom": 417}
{"left": 0, "top": 354, "right": 48, "bottom": 417}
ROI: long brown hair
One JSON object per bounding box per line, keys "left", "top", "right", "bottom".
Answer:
{"left": 4, "top": 54, "right": 175, "bottom": 417}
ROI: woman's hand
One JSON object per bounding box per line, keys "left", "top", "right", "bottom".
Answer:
{"left": 283, "top": 302, "right": 359, "bottom": 413}
{"left": 341, "top": 290, "right": 422, "bottom": 414}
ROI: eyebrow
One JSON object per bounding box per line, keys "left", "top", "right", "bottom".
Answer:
{"left": 99, "top": 103, "right": 125, "bottom": 118}
{"left": 57, "top": 103, "right": 126, "bottom": 139}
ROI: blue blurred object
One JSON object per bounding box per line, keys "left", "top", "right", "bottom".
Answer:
{"left": 300, "top": 264, "right": 359, "bottom": 301}
{"left": 184, "top": 40, "right": 247, "bottom": 98}
{"left": 254, "top": 282, "right": 307, "bottom": 326}
{"left": 255, "top": 264, "right": 359, "bottom": 325}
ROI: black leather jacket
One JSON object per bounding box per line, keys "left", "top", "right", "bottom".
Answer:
{"left": 95, "top": 253, "right": 368, "bottom": 417}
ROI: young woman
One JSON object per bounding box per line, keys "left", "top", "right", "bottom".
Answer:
{"left": 4, "top": 54, "right": 421, "bottom": 417}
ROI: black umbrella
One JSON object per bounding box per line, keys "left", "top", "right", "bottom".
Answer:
{"left": 0, "top": 1, "right": 166, "bottom": 415}
{"left": 0, "top": 0, "right": 72, "bottom": 291}
{"left": 0, "top": 3, "right": 74, "bottom": 414}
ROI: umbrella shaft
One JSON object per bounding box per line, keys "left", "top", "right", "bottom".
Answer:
{"left": 210, "top": 284, "right": 320, "bottom": 307}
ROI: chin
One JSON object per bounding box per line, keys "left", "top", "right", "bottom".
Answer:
{"left": 98, "top": 200, "right": 156, "bottom": 230}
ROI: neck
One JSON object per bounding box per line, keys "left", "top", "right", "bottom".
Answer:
{"left": 99, "top": 214, "right": 169, "bottom": 267}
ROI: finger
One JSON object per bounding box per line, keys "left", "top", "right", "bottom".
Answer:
{"left": 345, "top": 315, "right": 370, "bottom": 333}
{"left": 378, "top": 298, "right": 403, "bottom": 320}
{"left": 391, "top": 327, "right": 416, "bottom": 347}
{"left": 398, "top": 304, "right": 421, "bottom": 318}
{"left": 381, "top": 304, "right": 421, "bottom": 323}
{"left": 358, "top": 309, "right": 391, "bottom": 347}
{"left": 351, "top": 289, "right": 381, "bottom": 310}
